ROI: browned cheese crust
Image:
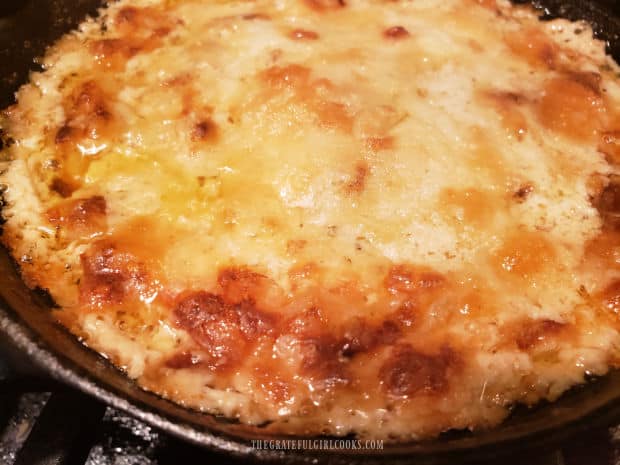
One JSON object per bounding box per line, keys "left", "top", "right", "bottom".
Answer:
{"left": 2, "top": 0, "right": 620, "bottom": 440}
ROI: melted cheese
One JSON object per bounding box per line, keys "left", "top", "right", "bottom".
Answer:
{"left": 3, "top": 0, "right": 620, "bottom": 440}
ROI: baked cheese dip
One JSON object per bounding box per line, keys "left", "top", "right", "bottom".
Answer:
{"left": 2, "top": 0, "right": 620, "bottom": 440}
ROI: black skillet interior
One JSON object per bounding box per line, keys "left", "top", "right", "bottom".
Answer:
{"left": 1, "top": 0, "right": 620, "bottom": 463}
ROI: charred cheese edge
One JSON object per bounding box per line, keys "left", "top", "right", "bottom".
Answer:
{"left": 3, "top": 0, "right": 620, "bottom": 440}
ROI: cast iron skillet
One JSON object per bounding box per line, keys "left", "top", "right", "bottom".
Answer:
{"left": 1, "top": 1, "right": 620, "bottom": 463}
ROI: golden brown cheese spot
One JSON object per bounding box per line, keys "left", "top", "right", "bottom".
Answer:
{"left": 600, "top": 280, "right": 620, "bottom": 315}
{"left": 179, "top": 86, "right": 201, "bottom": 117}
{"left": 115, "top": 6, "right": 173, "bottom": 34}
{"left": 165, "top": 351, "right": 202, "bottom": 369}
{"left": 565, "top": 71, "right": 602, "bottom": 94}
{"left": 380, "top": 344, "right": 461, "bottom": 397}
{"left": 288, "top": 262, "right": 321, "bottom": 291}
{"left": 262, "top": 64, "right": 312, "bottom": 89}
{"left": 100, "top": 218, "right": 174, "bottom": 272}
{"left": 288, "top": 29, "right": 320, "bottom": 40}
{"left": 54, "top": 125, "right": 74, "bottom": 144}
{"left": 383, "top": 26, "right": 410, "bottom": 40}
{"left": 91, "top": 6, "right": 175, "bottom": 70}
{"left": 79, "top": 243, "right": 148, "bottom": 307}
{"left": 92, "top": 34, "right": 170, "bottom": 69}
{"left": 46, "top": 195, "right": 107, "bottom": 238}
{"left": 53, "top": 81, "right": 117, "bottom": 193}
{"left": 260, "top": 64, "right": 315, "bottom": 110}
{"left": 341, "top": 317, "right": 402, "bottom": 357}
{"left": 513, "top": 183, "right": 534, "bottom": 203}
{"left": 50, "top": 177, "right": 78, "bottom": 198}
{"left": 385, "top": 264, "right": 445, "bottom": 295}
{"left": 286, "top": 239, "right": 307, "bottom": 255}
{"left": 493, "top": 231, "right": 555, "bottom": 280}
{"left": 218, "top": 267, "right": 265, "bottom": 303}
{"left": 174, "top": 291, "right": 274, "bottom": 370}
{"left": 314, "top": 100, "right": 353, "bottom": 132}
{"left": 286, "top": 306, "right": 327, "bottom": 337}
{"left": 505, "top": 27, "right": 558, "bottom": 69}
{"left": 468, "top": 39, "right": 484, "bottom": 53}
{"left": 586, "top": 172, "right": 607, "bottom": 199}
{"left": 439, "top": 188, "right": 498, "bottom": 226}
{"left": 217, "top": 266, "right": 279, "bottom": 306}
{"left": 260, "top": 65, "right": 353, "bottom": 132}
{"left": 583, "top": 229, "right": 620, "bottom": 272}
{"left": 392, "top": 300, "right": 417, "bottom": 328}
{"left": 356, "top": 104, "right": 405, "bottom": 138}
{"left": 298, "top": 335, "right": 348, "bottom": 385}
{"left": 90, "top": 39, "right": 140, "bottom": 69}
{"left": 256, "top": 370, "right": 293, "bottom": 404}
{"left": 191, "top": 119, "right": 218, "bottom": 142}
{"left": 241, "top": 13, "right": 271, "bottom": 21}
{"left": 365, "top": 136, "right": 394, "bottom": 152}
{"left": 537, "top": 76, "right": 607, "bottom": 142}
{"left": 474, "top": 0, "right": 498, "bottom": 11}
{"left": 513, "top": 318, "right": 567, "bottom": 350}
{"left": 482, "top": 90, "right": 528, "bottom": 141}
{"left": 593, "top": 175, "right": 620, "bottom": 229}
{"left": 115, "top": 6, "right": 142, "bottom": 27}
{"left": 447, "top": 286, "right": 491, "bottom": 321}
{"left": 282, "top": 307, "right": 348, "bottom": 385}
{"left": 344, "top": 161, "right": 369, "bottom": 194}
{"left": 600, "top": 130, "right": 620, "bottom": 164}
{"left": 303, "top": 0, "right": 346, "bottom": 12}
{"left": 66, "top": 81, "right": 112, "bottom": 131}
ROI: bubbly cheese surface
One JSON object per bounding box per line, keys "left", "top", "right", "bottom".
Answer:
{"left": 3, "top": 0, "right": 620, "bottom": 440}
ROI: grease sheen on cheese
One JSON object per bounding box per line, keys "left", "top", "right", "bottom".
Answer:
{"left": 2, "top": 0, "right": 620, "bottom": 440}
